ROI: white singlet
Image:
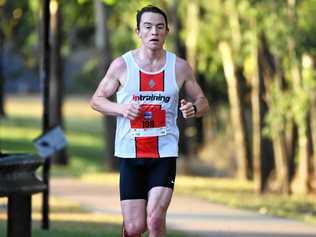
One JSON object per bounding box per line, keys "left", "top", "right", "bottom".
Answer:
{"left": 114, "top": 50, "right": 179, "bottom": 158}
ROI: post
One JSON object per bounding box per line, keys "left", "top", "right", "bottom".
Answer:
{"left": 41, "top": 0, "right": 51, "bottom": 229}
{"left": 7, "top": 195, "right": 32, "bottom": 237}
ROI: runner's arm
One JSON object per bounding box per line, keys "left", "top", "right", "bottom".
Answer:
{"left": 178, "top": 59, "right": 209, "bottom": 118}
{"left": 90, "top": 57, "right": 140, "bottom": 119}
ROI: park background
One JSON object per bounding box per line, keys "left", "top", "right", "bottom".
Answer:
{"left": 1, "top": 0, "right": 316, "bottom": 236}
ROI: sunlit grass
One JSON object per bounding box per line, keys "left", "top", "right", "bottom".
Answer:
{"left": 0, "top": 194, "right": 188, "bottom": 237}
{"left": 0, "top": 194, "right": 123, "bottom": 236}
{"left": 175, "top": 176, "right": 316, "bottom": 225}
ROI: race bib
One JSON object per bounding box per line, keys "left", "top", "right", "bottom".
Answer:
{"left": 130, "top": 104, "right": 166, "bottom": 137}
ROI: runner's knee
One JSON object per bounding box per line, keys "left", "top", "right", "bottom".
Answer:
{"left": 147, "top": 211, "right": 165, "bottom": 233}
{"left": 124, "top": 220, "right": 146, "bottom": 236}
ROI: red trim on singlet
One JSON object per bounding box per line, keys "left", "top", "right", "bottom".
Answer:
{"left": 139, "top": 71, "right": 164, "bottom": 91}
{"left": 135, "top": 136, "right": 159, "bottom": 158}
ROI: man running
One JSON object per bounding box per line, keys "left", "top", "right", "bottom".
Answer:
{"left": 90, "top": 5, "right": 209, "bottom": 237}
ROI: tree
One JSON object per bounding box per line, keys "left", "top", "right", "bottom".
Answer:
{"left": 183, "top": 0, "right": 200, "bottom": 164}
{"left": 243, "top": 2, "right": 275, "bottom": 193}
{"left": 257, "top": 0, "right": 316, "bottom": 194}
{"left": 94, "top": 0, "right": 117, "bottom": 170}
{"left": 0, "top": 28, "right": 5, "bottom": 117}
{"left": 50, "top": 0, "right": 68, "bottom": 165}
{"left": 286, "top": 0, "right": 311, "bottom": 194}
{"left": 218, "top": 0, "right": 250, "bottom": 180}
{"left": 245, "top": 18, "right": 266, "bottom": 192}
{"left": 219, "top": 41, "right": 249, "bottom": 180}
{"left": 170, "top": 1, "right": 189, "bottom": 160}
{"left": 260, "top": 34, "right": 292, "bottom": 194}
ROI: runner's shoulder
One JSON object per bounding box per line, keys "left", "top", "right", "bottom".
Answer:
{"left": 108, "top": 56, "right": 127, "bottom": 76}
{"left": 176, "top": 56, "right": 192, "bottom": 70}
{"left": 175, "top": 56, "right": 194, "bottom": 78}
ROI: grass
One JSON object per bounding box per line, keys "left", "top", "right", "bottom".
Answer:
{"left": 175, "top": 176, "right": 316, "bottom": 225}
{"left": 0, "top": 195, "right": 123, "bottom": 237}
{"left": 1, "top": 95, "right": 106, "bottom": 176}
{"left": 0, "top": 195, "right": 187, "bottom": 237}
{"left": 1, "top": 95, "right": 316, "bottom": 236}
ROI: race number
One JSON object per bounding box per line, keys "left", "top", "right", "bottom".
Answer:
{"left": 130, "top": 104, "right": 166, "bottom": 137}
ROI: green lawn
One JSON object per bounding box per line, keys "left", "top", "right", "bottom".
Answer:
{"left": 1, "top": 95, "right": 316, "bottom": 236}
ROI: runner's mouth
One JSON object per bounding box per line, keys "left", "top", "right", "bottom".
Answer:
{"left": 150, "top": 39, "right": 159, "bottom": 42}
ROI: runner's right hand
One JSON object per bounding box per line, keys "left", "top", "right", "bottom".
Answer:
{"left": 122, "top": 103, "right": 140, "bottom": 120}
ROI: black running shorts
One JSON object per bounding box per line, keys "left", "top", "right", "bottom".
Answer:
{"left": 118, "top": 157, "right": 177, "bottom": 201}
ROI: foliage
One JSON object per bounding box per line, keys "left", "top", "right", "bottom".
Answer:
{"left": 2, "top": 0, "right": 316, "bottom": 91}
{"left": 0, "top": 0, "right": 39, "bottom": 70}
{"left": 297, "top": 0, "right": 316, "bottom": 55}
{"left": 263, "top": 82, "right": 292, "bottom": 138}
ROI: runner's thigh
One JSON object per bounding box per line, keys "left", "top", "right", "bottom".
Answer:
{"left": 147, "top": 186, "right": 173, "bottom": 217}
{"left": 121, "top": 199, "right": 147, "bottom": 227}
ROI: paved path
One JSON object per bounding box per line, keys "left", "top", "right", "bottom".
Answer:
{"left": 51, "top": 178, "right": 316, "bottom": 237}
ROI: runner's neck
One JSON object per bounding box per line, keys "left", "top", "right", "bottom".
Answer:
{"left": 136, "top": 47, "right": 165, "bottom": 65}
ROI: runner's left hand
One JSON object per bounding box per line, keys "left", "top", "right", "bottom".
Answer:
{"left": 180, "top": 99, "right": 195, "bottom": 119}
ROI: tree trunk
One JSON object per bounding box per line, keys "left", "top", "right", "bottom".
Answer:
{"left": 284, "top": 0, "right": 298, "bottom": 185}
{"left": 250, "top": 32, "right": 264, "bottom": 192}
{"left": 170, "top": 2, "right": 189, "bottom": 161}
{"left": 185, "top": 1, "right": 199, "bottom": 73}
{"left": 272, "top": 128, "right": 290, "bottom": 193}
{"left": 287, "top": 0, "right": 311, "bottom": 194}
{"left": 219, "top": 41, "right": 249, "bottom": 180}
{"left": 94, "top": 0, "right": 117, "bottom": 170}
{"left": 292, "top": 121, "right": 310, "bottom": 193}
{"left": 41, "top": 0, "right": 51, "bottom": 229}
{"left": 311, "top": 90, "right": 316, "bottom": 188}
{"left": 249, "top": 28, "right": 274, "bottom": 192}
{"left": 183, "top": 0, "right": 200, "bottom": 161}
{"left": 288, "top": 122, "right": 298, "bottom": 182}
{"left": 259, "top": 33, "right": 291, "bottom": 194}
{"left": 196, "top": 73, "right": 205, "bottom": 147}
{"left": 236, "top": 67, "right": 252, "bottom": 178}
{"left": 50, "top": 0, "right": 68, "bottom": 165}
{"left": 0, "top": 29, "right": 5, "bottom": 117}
{"left": 291, "top": 53, "right": 315, "bottom": 193}
{"left": 266, "top": 76, "right": 290, "bottom": 194}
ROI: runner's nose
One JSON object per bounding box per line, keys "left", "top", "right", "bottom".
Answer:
{"left": 151, "top": 26, "right": 158, "bottom": 35}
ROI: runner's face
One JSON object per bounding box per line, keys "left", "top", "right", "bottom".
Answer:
{"left": 137, "top": 12, "right": 168, "bottom": 50}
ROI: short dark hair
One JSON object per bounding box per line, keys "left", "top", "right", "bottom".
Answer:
{"left": 136, "top": 5, "right": 169, "bottom": 31}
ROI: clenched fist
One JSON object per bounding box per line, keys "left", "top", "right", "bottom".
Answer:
{"left": 122, "top": 102, "right": 140, "bottom": 120}
{"left": 180, "top": 99, "right": 196, "bottom": 119}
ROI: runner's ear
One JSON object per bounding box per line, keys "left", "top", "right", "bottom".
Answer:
{"left": 135, "top": 28, "right": 140, "bottom": 37}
